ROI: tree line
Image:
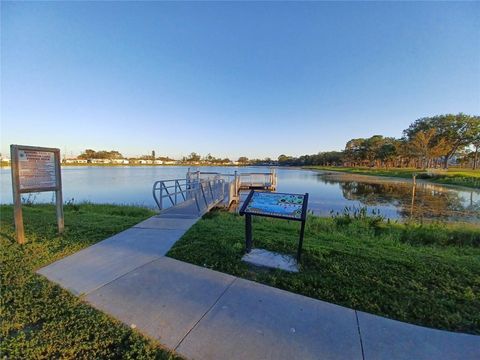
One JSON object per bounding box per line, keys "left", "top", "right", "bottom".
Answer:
{"left": 278, "top": 114, "right": 479, "bottom": 169}
{"left": 74, "top": 114, "right": 479, "bottom": 169}
{"left": 77, "top": 149, "right": 174, "bottom": 162}
{"left": 75, "top": 150, "right": 255, "bottom": 165}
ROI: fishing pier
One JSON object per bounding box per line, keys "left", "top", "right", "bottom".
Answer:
{"left": 152, "top": 169, "right": 277, "bottom": 216}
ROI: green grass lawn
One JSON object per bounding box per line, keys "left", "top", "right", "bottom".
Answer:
{"left": 0, "top": 203, "right": 180, "bottom": 359}
{"left": 304, "top": 166, "right": 480, "bottom": 189}
{"left": 167, "top": 210, "right": 480, "bottom": 335}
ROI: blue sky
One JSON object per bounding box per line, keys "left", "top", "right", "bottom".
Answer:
{"left": 1, "top": 1, "right": 479, "bottom": 160}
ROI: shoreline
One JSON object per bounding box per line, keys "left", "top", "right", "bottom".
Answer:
{"left": 304, "top": 166, "right": 480, "bottom": 189}
{"left": 310, "top": 168, "right": 480, "bottom": 192}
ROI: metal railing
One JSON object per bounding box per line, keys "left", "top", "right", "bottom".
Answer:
{"left": 152, "top": 177, "right": 225, "bottom": 214}
{"left": 152, "top": 170, "right": 277, "bottom": 215}
{"left": 187, "top": 169, "right": 276, "bottom": 191}
{"left": 238, "top": 172, "right": 276, "bottom": 189}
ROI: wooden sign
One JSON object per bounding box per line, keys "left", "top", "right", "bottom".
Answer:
{"left": 10, "top": 145, "right": 64, "bottom": 244}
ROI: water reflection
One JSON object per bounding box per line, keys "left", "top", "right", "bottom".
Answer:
{"left": 0, "top": 167, "right": 479, "bottom": 223}
{"left": 316, "top": 172, "right": 480, "bottom": 223}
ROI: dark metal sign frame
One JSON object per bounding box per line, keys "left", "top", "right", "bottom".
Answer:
{"left": 239, "top": 190, "right": 309, "bottom": 262}
{"left": 10, "top": 144, "right": 64, "bottom": 244}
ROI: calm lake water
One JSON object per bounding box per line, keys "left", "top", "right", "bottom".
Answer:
{"left": 1, "top": 166, "right": 479, "bottom": 223}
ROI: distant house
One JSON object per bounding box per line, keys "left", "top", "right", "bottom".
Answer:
{"left": 64, "top": 158, "right": 87, "bottom": 164}
{"left": 153, "top": 160, "right": 164, "bottom": 165}
{"left": 138, "top": 159, "right": 153, "bottom": 165}
{"left": 90, "top": 159, "right": 112, "bottom": 164}
{"left": 112, "top": 159, "right": 130, "bottom": 164}
{"left": 448, "top": 155, "right": 460, "bottom": 166}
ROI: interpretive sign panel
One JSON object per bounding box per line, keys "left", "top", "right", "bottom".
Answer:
{"left": 243, "top": 192, "right": 306, "bottom": 220}
{"left": 18, "top": 149, "right": 58, "bottom": 191}
{"left": 240, "top": 190, "right": 309, "bottom": 262}
{"left": 10, "top": 145, "right": 64, "bottom": 244}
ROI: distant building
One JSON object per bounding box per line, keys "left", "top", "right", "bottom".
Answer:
{"left": 64, "top": 158, "right": 87, "bottom": 164}
{"left": 90, "top": 159, "right": 112, "bottom": 164}
{"left": 448, "top": 155, "right": 460, "bottom": 166}
{"left": 112, "top": 159, "right": 130, "bottom": 164}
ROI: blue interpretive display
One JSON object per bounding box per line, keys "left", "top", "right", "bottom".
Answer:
{"left": 243, "top": 192, "right": 306, "bottom": 219}
{"left": 240, "top": 190, "right": 309, "bottom": 262}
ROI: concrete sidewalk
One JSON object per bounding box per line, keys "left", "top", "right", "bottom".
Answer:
{"left": 38, "top": 215, "right": 480, "bottom": 360}
{"left": 37, "top": 214, "right": 198, "bottom": 296}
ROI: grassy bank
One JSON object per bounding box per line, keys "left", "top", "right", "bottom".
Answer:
{"left": 0, "top": 204, "right": 179, "bottom": 359}
{"left": 168, "top": 210, "right": 480, "bottom": 334}
{"left": 304, "top": 166, "right": 480, "bottom": 189}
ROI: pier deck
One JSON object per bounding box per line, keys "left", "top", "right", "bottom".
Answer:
{"left": 152, "top": 170, "right": 277, "bottom": 215}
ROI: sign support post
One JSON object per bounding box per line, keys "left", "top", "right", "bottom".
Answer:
{"left": 10, "top": 145, "right": 64, "bottom": 244}
{"left": 10, "top": 148, "right": 25, "bottom": 244}
{"left": 54, "top": 151, "right": 64, "bottom": 233}
{"left": 245, "top": 213, "right": 253, "bottom": 253}
{"left": 297, "top": 220, "right": 306, "bottom": 262}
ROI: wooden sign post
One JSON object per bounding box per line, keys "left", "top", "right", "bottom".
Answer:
{"left": 10, "top": 145, "right": 64, "bottom": 244}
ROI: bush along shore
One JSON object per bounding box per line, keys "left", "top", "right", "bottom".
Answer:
{"left": 304, "top": 166, "right": 480, "bottom": 189}
{"left": 168, "top": 210, "right": 480, "bottom": 335}
{"left": 0, "top": 203, "right": 180, "bottom": 359}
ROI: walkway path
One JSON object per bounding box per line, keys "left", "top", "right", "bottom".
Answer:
{"left": 38, "top": 213, "right": 479, "bottom": 360}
